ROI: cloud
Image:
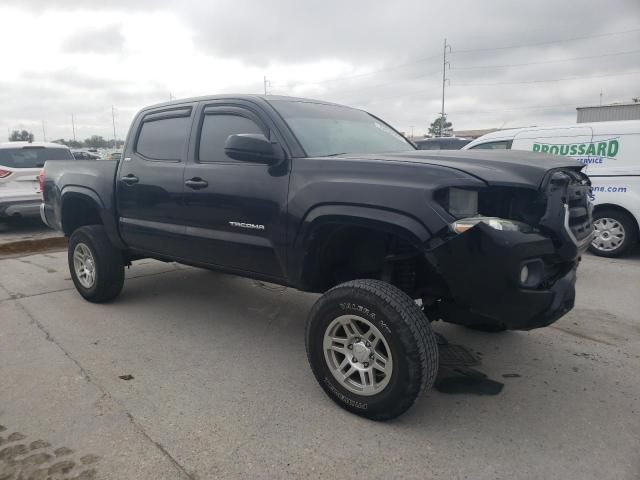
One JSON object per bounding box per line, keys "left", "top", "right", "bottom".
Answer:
{"left": 0, "top": 0, "right": 639, "bottom": 141}
{"left": 63, "top": 25, "right": 126, "bottom": 55}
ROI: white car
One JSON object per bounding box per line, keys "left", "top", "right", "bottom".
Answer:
{"left": 0, "top": 142, "right": 74, "bottom": 220}
{"left": 463, "top": 120, "right": 640, "bottom": 257}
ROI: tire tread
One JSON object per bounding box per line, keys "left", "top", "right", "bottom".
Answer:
{"left": 306, "top": 279, "right": 438, "bottom": 420}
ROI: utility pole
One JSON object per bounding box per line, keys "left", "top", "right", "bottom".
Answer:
{"left": 71, "top": 114, "right": 76, "bottom": 142}
{"left": 440, "top": 38, "right": 451, "bottom": 138}
{"left": 264, "top": 76, "right": 271, "bottom": 95}
{"left": 599, "top": 91, "right": 603, "bottom": 106}
{"left": 111, "top": 106, "right": 117, "bottom": 147}
{"left": 410, "top": 125, "right": 415, "bottom": 139}
{"left": 41, "top": 120, "right": 47, "bottom": 142}
{"left": 169, "top": 92, "right": 174, "bottom": 101}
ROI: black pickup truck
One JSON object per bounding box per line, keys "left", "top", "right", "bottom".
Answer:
{"left": 41, "top": 95, "right": 593, "bottom": 420}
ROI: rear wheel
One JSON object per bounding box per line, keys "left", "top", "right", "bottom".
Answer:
{"left": 589, "top": 209, "right": 638, "bottom": 257}
{"left": 306, "top": 279, "right": 439, "bottom": 421}
{"left": 68, "top": 225, "right": 124, "bottom": 302}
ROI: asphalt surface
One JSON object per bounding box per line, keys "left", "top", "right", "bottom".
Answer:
{"left": 0, "top": 243, "right": 638, "bottom": 479}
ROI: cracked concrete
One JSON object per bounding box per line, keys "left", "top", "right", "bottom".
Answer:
{"left": 0, "top": 250, "right": 639, "bottom": 479}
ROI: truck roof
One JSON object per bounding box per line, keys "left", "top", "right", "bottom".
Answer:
{"left": 141, "top": 94, "right": 351, "bottom": 112}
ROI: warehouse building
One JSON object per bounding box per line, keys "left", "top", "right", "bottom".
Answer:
{"left": 576, "top": 101, "right": 640, "bottom": 123}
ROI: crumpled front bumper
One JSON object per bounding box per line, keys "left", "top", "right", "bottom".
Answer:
{"left": 429, "top": 222, "right": 580, "bottom": 331}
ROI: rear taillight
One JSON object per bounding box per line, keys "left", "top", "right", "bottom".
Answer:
{"left": 0, "top": 169, "right": 11, "bottom": 178}
{"left": 39, "top": 169, "right": 46, "bottom": 193}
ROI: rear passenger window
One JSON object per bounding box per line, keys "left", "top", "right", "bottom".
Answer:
{"left": 199, "top": 114, "right": 263, "bottom": 163}
{"left": 136, "top": 116, "right": 191, "bottom": 161}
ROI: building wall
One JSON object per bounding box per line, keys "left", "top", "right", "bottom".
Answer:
{"left": 577, "top": 103, "right": 640, "bottom": 123}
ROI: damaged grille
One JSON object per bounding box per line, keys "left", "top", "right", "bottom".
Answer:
{"left": 542, "top": 169, "right": 594, "bottom": 251}
{"left": 565, "top": 173, "right": 593, "bottom": 244}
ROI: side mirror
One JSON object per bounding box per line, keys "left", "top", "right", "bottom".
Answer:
{"left": 224, "top": 134, "right": 280, "bottom": 164}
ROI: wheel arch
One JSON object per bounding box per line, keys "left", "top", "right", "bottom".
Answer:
{"left": 290, "top": 205, "right": 436, "bottom": 293}
{"left": 60, "top": 189, "right": 103, "bottom": 235}
{"left": 593, "top": 203, "right": 640, "bottom": 233}
{"left": 59, "top": 187, "right": 125, "bottom": 248}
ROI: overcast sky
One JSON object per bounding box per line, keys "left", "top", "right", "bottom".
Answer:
{"left": 1, "top": 0, "right": 639, "bottom": 141}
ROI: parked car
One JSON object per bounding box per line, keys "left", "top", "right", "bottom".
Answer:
{"left": 105, "top": 151, "right": 122, "bottom": 161}
{"left": 464, "top": 120, "right": 640, "bottom": 257}
{"left": 72, "top": 150, "right": 101, "bottom": 160}
{"left": 0, "top": 142, "right": 73, "bottom": 220}
{"left": 41, "top": 95, "right": 593, "bottom": 420}
{"left": 415, "top": 137, "right": 471, "bottom": 150}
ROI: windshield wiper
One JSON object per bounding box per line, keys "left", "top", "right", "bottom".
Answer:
{"left": 324, "top": 152, "right": 349, "bottom": 157}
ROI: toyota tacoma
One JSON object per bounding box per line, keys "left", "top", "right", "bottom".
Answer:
{"left": 40, "top": 95, "right": 593, "bottom": 420}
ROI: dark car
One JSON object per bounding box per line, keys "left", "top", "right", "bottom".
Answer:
{"left": 41, "top": 95, "right": 593, "bottom": 420}
{"left": 415, "top": 137, "right": 471, "bottom": 150}
{"left": 71, "top": 150, "right": 101, "bottom": 160}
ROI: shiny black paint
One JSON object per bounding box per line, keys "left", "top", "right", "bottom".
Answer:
{"left": 42, "top": 94, "right": 590, "bottom": 330}
{"left": 117, "top": 102, "right": 197, "bottom": 257}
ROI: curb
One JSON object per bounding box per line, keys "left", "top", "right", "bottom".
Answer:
{"left": 0, "top": 236, "right": 68, "bottom": 258}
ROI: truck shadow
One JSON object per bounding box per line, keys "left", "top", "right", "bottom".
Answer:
{"left": 119, "top": 266, "right": 526, "bottom": 403}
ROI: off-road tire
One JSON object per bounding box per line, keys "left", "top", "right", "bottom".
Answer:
{"left": 306, "top": 279, "right": 439, "bottom": 421}
{"left": 68, "top": 225, "right": 124, "bottom": 302}
{"left": 589, "top": 208, "right": 638, "bottom": 258}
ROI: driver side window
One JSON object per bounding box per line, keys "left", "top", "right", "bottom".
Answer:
{"left": 198, "top": 114, "right": 263, "bottom": 163}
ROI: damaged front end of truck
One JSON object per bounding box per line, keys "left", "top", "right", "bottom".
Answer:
{"left": 425, "top": 168, "right": 594, "bottom": 331}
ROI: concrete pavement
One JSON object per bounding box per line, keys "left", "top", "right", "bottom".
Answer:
{"left": 0, "top": 251, "right": 638, "bottom": 479}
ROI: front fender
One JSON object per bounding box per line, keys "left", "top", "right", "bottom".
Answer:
{"left": 288, "top": 204, "right": 432, "bottom": 290}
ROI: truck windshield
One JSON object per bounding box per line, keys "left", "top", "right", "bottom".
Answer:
{"left": 270, "top": 100, "right": 415, "bottom": 157}
{"left": 0, "top": 146, "right": 73, "bottom": 168}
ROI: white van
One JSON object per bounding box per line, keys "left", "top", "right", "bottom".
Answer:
{"left": 463, "top": 120, "right": 640, "bottom": 257}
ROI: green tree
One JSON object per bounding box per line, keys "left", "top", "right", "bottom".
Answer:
{"left": 427, "top": 116, "right": 453, "bottom": 137}
{"left": 84, "top": 135, "right": 108, "bottom": 148}
{"left": 53, "top": 138, "right": 83, "bottom": 148}
{"left": 9, "top": 129, "right": 34, "bottom": 142}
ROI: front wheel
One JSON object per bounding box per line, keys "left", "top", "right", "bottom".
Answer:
{"left": 306, "top": 279, "right": 439, "bottom": 421}
{"left": 68, "top": 225, "right": 125, "bottom": 302}
{"left": 589, "top": 209, "right": 638, "bottom": 257}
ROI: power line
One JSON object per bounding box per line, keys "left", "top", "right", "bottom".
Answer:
{"left": 451, "top": 27, "right": 640, "bottom": 54}
{"left": 326, "top": 68, "right": 442, "bottom": 101}
{"left": 281, "top": 29, "right": 640, "bottom": 94}
{"left": 282, "top": 52, "right": 442, "bottom": 90}
{"left": 453, "top": 69, "right": 640, "bottom": 87}
{"left": 451, "top": 49, "right": 640, "bottom": 70}
{"left": 451, "top": 102, "right": 583, "bottom": 115}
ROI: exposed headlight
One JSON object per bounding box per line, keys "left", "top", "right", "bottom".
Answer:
{"left": 451, "top": 216, "right": 533, "bottom": 234}
{"left": 447, "top": 188, "right": 478, "bottom": 218}
{"left": 520, "top": 264, "right": 529, "bottom": 284}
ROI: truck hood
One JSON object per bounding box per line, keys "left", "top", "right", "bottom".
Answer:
{"left": 327, "top": 150, "right": 585, "bottom": 189}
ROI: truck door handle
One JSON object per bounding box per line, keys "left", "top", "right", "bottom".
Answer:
{"left": 121, "top": 174, "right": 139, "bottom": 185}
{"left": 185, "top": 177, "right": 208, "bottom": 190}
